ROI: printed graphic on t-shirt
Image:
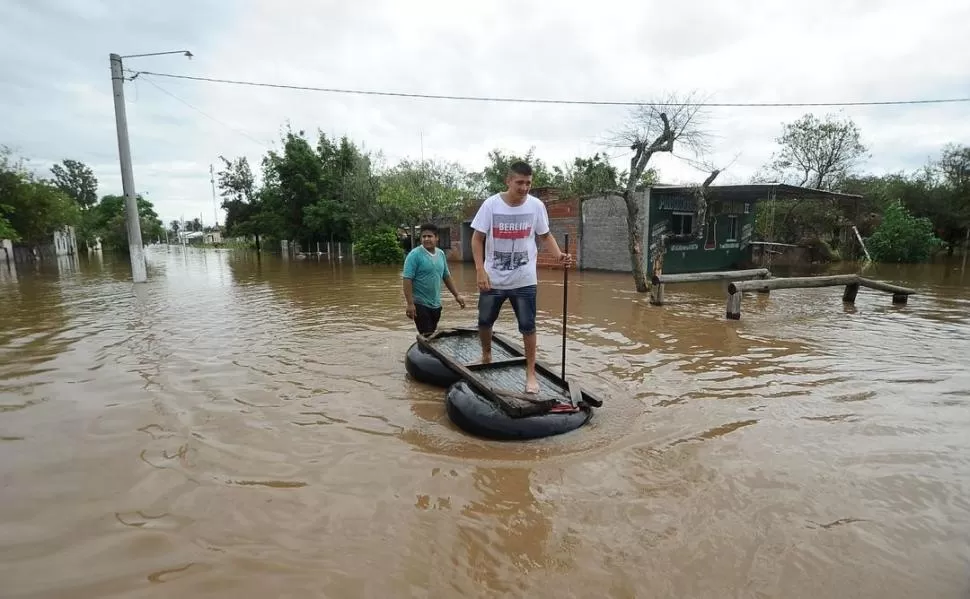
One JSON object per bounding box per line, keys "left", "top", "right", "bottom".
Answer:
{"left": 490, "top": 213, "right": 533, "bottom": 272}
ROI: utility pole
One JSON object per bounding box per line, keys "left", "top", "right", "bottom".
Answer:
{"left": 210, "top": 163, "right": 219, "bottom": 228}
{"left": 109, "top": 53, "right": 147, "bottom": 283}
{"left": 108, "top": 49, "right": 193, "bottom": 282}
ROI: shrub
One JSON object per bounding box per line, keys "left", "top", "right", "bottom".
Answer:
{"left": 353, "top": 228, "right": 404, "bottom": 265}
{"left": 866, "top": 199, "right": 943, "bottom": 263}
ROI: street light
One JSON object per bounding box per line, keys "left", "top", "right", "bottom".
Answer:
{"left": 109, "top": 49, "right": 193, "bottom": 283}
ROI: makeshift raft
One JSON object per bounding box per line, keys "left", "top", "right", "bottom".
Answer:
{"left": 405, "top": 327, "right": 604, "bottom": 440}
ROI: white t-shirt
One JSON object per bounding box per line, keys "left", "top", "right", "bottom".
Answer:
{"left": 470, "top": 192, "right": 550, "bottom": 289}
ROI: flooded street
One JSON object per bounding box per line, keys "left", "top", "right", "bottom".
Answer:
{"left": 2, "top": 246, "right": 969, "bottom": 598}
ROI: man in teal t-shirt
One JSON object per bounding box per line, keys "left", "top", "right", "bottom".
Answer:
{"left": 402, "top": 223, "right": 466, "bottom": 335}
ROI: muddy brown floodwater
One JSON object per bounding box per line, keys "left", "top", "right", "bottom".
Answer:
{"left": 1, "top": 246, "right": 969, "bottom": 598}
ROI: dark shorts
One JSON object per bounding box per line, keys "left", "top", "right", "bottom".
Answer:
{"left": 413, "top": 303, "right": 442, "bottom": 335}
{"left": 477, "top": 285, "right": 537, "bottom": 335}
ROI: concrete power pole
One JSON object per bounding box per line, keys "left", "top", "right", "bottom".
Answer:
{"left": 210, "top": 164, "right": 219, "bottom": 228}
{"left": 109, "top": 53, "right": 147, "bottom": 283}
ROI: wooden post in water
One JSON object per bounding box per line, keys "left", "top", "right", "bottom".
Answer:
{"left": 843, "top": 281, "right": 859, "bottom": 303}
{"left": 725, "top": 274, "right": 916, "bottom": 319}
{"left": 726, "top": 288, "right": 742, "bottom": 320}
{"left": 649, "top": 268, "right": 771, "bottom": 306}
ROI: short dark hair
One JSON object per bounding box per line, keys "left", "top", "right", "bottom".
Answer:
{"left": 508, "top": 161, "right": 533, "bottom": 177}
{"left": 419, "top": 223, "right": 438, "bottom": 235}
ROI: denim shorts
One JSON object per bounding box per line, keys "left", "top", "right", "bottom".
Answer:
{"left": 477, "top": 285, "right": 537, "bottom": 335}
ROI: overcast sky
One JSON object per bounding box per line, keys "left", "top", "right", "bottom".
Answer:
{"left": 2, "top": 0, "right": 968, "bottom": 226}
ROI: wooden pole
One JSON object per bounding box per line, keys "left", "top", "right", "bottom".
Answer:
{"left": 651, "top": 268, "right": 770, "bottom": 286}
{"left": 561, "top": 233, "right": 569, "bottom": 381}
{"left": 843, "top": 282, "right": 860, "bottom": 303}
{"left": 853, "top": 225, "right": 872, "bottom": 263}
{"left": 649, "top": 268, "right": 770, "bottom": 306}
{"left": 729, "top": 274, "right": 860, "bottom": 294}
{"left": 726, "top": 274, "right": 915, "bottom": 319}
{"left": 856, "top": 277, "right": 915, "bottom": 295}
{"left": 726, "top": 289, "right": 742, "bottom": 320}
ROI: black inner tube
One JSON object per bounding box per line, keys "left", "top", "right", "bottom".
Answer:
{"left": 405, "top": 342, "right": 461, "bottom": 388}
{"left": 445, "top": 380, "right": 593, "bottom": 441}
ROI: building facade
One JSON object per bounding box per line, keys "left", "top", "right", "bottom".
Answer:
{"left": 450, "top": 183, "right": 861, "bottom": 276}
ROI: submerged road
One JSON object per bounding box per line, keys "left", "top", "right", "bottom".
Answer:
{"left": 1, "top": 246, "right": 969, "bottom": 597}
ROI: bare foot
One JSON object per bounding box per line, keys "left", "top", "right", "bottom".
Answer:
{"left": 478, "top": 352, "right": 492, "bottom": 365}
{"left": 525, "top": 376, "right": 539, "bottom": 394}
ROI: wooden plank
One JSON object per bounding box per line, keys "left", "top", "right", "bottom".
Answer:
{"left": 858, "top": 277, "right": 916, "bottom": 295}
{"left": 652, "top": 268, "right": 770, "bottom": 286}
{"left": 415, "top": 334, "right": 556, "bottom": 418}
{"left": 489, "top": 331, "right": 607, "bottom": 408}
{"left": 423, "top": 329, "right": 607, "bottom": 410}
{"left": 730, "top": 274, "right": 916, "bottom": 296}
{"left": 466, "top": 357, "right": 527, "bottom": 370}
{"left": 730, "top": 274, "right": 860, "bottom": 294}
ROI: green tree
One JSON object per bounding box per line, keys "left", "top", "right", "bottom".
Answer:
{"left": 50, "top": 159, "right": 99, "bottom": 210}
{"left": 216, "top": 155, "right": 267, "bottom": 249}
{"left": 376, "top": 158, "right": 471, "bottom": 244}
{"left": 86, "top": 194, "right": 164, "bottom": 252}
{"left": 0, "top": 147, "right": 80, "bottom": 247}
{"left": 613, "top": 92, "right": 712, "bottom": 292}
{"left": 353, "top": 227, "right": 405, "bottom": 265}
{"left": 549, "top": 153, "right": 659, "bottom": 199}
{"left": 763, "top": 112, "right": 869, "bottom": 190}
{"left": 754, "top": 113, "right": 870, "bottom": 254}
{"left": 0, "top": 203, "right": 18, "bottom": 242}
{"left": 471, "top": 148, "right": 556, "bottom": 196}
{"left": 866, "top": 199, "right": 943, "bottom": 263}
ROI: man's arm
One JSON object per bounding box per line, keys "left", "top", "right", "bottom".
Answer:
{"left": 402, "top": 252, "right": 417, "bottom": 317}
{"left": 537, "top": 231, "right": 563, "bottom": 258}
{"left": 471, "top": 230, "right": 486, "bottom": 271}
{"left": 442, "top": 274, "right": 466, "bottom": 308}
{"left": 403, "top": 277, "right": 415, "bottom": 306}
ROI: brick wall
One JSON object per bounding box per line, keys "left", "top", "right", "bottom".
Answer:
{"left": 580, "top": 193, "right": 647, "bottom": 272}
{"left": 537, "top": 197, "right": 580, "bottom": 269}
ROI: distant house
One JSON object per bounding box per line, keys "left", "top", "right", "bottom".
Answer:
{"left": 2, "top": 225, "right": 79, "bottom": 264}
{"left": 450, "top": 184, "right": 861, "bottom": 275}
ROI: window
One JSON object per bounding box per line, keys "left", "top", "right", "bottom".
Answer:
{"left": 671, "top": 212, "right": 694, "bottom": 235}
{"left": 437, "top": 227, "right": 451, "bottom": 250}
{"left": 727, "top": 215, "right": 738, "bottom": 241}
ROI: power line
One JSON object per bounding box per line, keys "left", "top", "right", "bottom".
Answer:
{"left": 131, "top": 69, "right": 970, "bottom": 108}
{"left": 135, "top": 75, "right": 270, "bottom": 148}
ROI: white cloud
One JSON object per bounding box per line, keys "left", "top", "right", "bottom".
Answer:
{"left": 2, "top": 0, "right": 968, "bottom": 226}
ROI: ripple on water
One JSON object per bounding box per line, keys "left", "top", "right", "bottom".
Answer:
{"left": 1, "top": 249, "right": 969, "bottom": 597}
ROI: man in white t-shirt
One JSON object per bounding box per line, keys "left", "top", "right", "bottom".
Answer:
{"left": 470, "top": 161, "right": 572, "bottom": 394}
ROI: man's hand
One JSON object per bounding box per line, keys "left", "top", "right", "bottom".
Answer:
{"left": 455, "top": 294, "right": 466, "bottom": 309}
{"left": 558, "top": 252, "right": 574, "bottom": 268}
{"left": 476, "top": 269, "right": 491, "bottom": 292}
{"left": 406, "top": 303, "right": 416, "bottom": 319}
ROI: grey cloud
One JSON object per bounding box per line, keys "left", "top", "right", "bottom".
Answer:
{"left": 1, "top": 0, "right": 968, "bottom": 225}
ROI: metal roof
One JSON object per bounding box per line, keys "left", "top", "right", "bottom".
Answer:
{"left": 650, "top": 183, "right": 863, "bottom": 202}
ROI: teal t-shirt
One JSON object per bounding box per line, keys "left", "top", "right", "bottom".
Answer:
{"left": 402, "top": 247, "right": 451, "bottom": 308}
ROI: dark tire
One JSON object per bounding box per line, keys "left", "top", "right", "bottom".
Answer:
{"left": 405, "top": 342, "right": 461, "bottom": 388}
{"left": 445, "top": 380, "right": 593, "bottom": 441}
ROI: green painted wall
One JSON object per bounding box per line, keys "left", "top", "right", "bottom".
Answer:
{"left": 646, "top": 191, "right": 757, "bottom": 276}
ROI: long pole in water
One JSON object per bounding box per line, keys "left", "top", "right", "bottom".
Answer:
{"left": 561, "top": 233, "right": 569, "bottom": 381}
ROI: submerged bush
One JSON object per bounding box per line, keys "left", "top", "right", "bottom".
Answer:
{"left": 353, "top": 228, "right": 404, "bottom": 265}
{"left": 866, "top": 199, "right": 943, "bottom": 263}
